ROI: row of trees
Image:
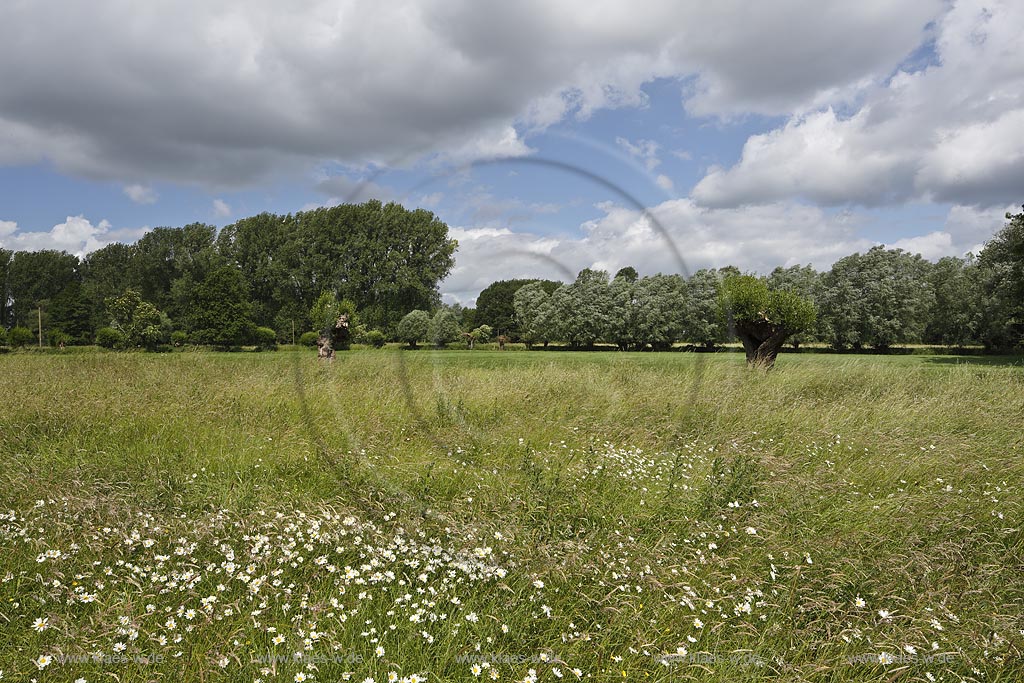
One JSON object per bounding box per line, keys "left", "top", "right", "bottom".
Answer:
{"left": 464, "top": 209, "right": 1024, "bottom": 352}
{"left": 0, "top": 201, "right": 457, "bottom": 347}
{"left": 2, "top": 205, "right": 1022, "bottom": 352}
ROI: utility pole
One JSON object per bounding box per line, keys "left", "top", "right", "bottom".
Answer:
{"left": 38, "top": 306, "right": 42, "bottom": 348}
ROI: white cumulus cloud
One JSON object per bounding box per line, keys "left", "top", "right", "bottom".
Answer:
{"left": 0, "top": 216, "right": 149, "bottom": 256}
{"left": 692, "top": 0, "right": 1024, "bottom": 209}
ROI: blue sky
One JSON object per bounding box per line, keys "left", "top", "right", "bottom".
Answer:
{"left": 1, "top": 0, "right": 1021, "bottom": 303}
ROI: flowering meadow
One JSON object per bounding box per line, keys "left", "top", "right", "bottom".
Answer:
{"left": 1, "top": 350, "right": 1021, "bottom": 681}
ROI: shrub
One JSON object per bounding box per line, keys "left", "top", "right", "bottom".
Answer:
{"left": 170, "top": 331, "right": 189, "bottom": 347}
{"left": 350, "top": 323, "right": 369, "bottom": 344}
{"left": 0, "top": 327, "right": 6, "bottom": 346}
{"left": 254, "top": 326, "right": 278, "bottom": 350}
{"left": 428, "top": 310, "right": 461, "bottom": 348}
{"left": 298, "top": 331, "right": 319, "bottom": 347}
{"left": 106, "top": 289, "right": 162, "bottom": 348}
{"left": 396, "top": 310, "right": 430, "bottom": 348}
{"left": 364, "top": 329, "right": 387, "bottom": 348}
{"left": 8, "top": 326, "right": 34, "bottom": 348}
{"left": 49, "top": 330, "right": 73, "bottom": 348}
{"left": 95, "top": 327, "right": 125, "bottom": 349}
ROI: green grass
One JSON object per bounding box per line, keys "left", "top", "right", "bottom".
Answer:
{"left": 0, "top": 349, "right": 1022, "bottom": 682}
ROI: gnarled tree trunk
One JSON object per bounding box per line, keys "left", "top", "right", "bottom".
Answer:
{"left": 735, "top": 318, "right": 790, "bottom": 369}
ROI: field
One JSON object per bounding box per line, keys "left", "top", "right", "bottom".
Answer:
{"left": 1, "top": 349, "right": 1022, "bottom": 682}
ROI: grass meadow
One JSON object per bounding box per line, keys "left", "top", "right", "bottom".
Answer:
{"left": 1, "top": 349, "right": 1022, "bottom": 682}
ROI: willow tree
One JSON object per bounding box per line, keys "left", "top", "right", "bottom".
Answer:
{"left": 720, "top": 275, "right": 815, "bottom": 368}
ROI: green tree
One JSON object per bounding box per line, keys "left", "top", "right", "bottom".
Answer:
{"left": 253, "top": 326, "right": 278, "bottom": 350}
{"left": 4, "top": 250, "right": 80, "bottom": 329}
{"left": 766, "top": 264, "right": 821, "bottom": 348}
{"left": 48, "top": 281, "right": 93, "bottom": 344}
{"left": 292, "top": 201, "right": 457, "bottom": 331}
{"left": 364, "top": 329, "right": 387, "bottom": 348}
{"left": 614, "top": 266, "right": 639, "bottom": 282}
{"left": 131, "top": 224, "right": 220, "bottom": 317}
{"left": 428, "top": 309, "right": 461, "bottom": 348}
{"left": 606, "top": 274, "right": 639, "bottom": 350}
{"left": 216, "top": 212, "right": 299, "bottom": 332}
{"left": 818, "top": 246, "right": 934, "bottom": 350}
{"left": 105, "top": 289, "right": 162, "bottom": 349}
{"left": 720, "top": 275, "right": 816, "bottom": 368}
{"left": 182, "top": 266, "right": 255, "bottom": 347}
{"left": 396, "top": 310, "right": 430, "bottom": 348}
{"left": 311, "top": 292, "right": 356, "bottom": 352}
{"left": 311, "top": 291, "right": 342, "bottom": 332}
{"left": 512, "top": 282, "right": 553, "bottom": 348}
{"left": 682, "top": 269, "right": 727, "bottom": 348}
{"left": 475, "top": 278, "right": 560, "bottom": 337}
{"left": 217, "top": 203, "right": 458, "bottom": 333}
{"left": 95, "top": 327, "right": 124, "bottom": 349}
{"left": 81, "top": 243, "right": 137, "bottom": 331}
{"left": 924, "top": 256, "right": 981, "bottom": 347}
{"left": 633, "top": 274, "right": 686, "bottom": 350}
{"left": 0, "top": 248, "right": 12, "bottom": 329}
{"left": 975, "top": 208, "right": 1024, "bottom": 349}
{"left": 464, "top": 324, "right": 492, "bottom": 350}
{"left": 605, "top": 273, "right": 687, "bottom": 351}
{"left": 560, "top": 269, "right": 612, "bottom": 348}
{"left": 8, "top": 326, "right": 33, "bottom": 347}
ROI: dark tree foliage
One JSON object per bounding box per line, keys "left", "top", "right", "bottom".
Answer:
{"left": 48, "top": 281, "right": 94, "bottom": 344}
{"left": 976, "top": 208, "right": 1024, "bottom": 349}
{"left": 475, "top": 278, "right": 561, "bottom": 337}
{"left": 81, "top": 243, "right": 136, "bottom": 330}
{"left": 182, "top": 266, "right": 255, "bottom": 347}
{"left": 924, "top": 256, "right": 980, "bottom": 347}
{"left": 4, "top": 250, "right": 80, "bottom": 329}
{"left": 218, "top": 201, "right": 456, "bottom": 333}
{"left": 131, "top": 224, "right": 220, "bottom": 315}
{"left": 614, "top": 266, "right": 639, "bottom": 282}
{"left": 0, "top": 248, "right": 12, "bottom": 329}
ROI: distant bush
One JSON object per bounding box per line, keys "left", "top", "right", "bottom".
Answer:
{"left": 95, "top": 327, "right": 125, "bottom": 349}
{"left": 396, "top": 310, "right": 429, "bottom": 348}
{"left": 364, "top": 329, "right": 387, "bottom": 348}
{"left": 170, "top": 331, "right": 189, "bottom": 347}
{"left": 0, "top": 327, "right": 7, "bottom": 346}
{"left": 8, "top": 326, "right": 34, "bottom": 348}
{"left": 49, "top": 330, "right": 73, "bottom": 348}
{"left": 428, "top": 310, "right": 461, "bottom": 348}
{"left": 254, "top": 326, "right": 278, "bottom": 350}
{"left": 299, "top": 331, "right": 319, "bottom": 347}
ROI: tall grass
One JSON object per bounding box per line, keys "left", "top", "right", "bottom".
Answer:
{"left": 0, "top": 349, "right": 1021, "bottom": 681}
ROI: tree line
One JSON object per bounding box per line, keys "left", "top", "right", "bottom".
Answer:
{"left": 1, "top": 203, "right": 1021, "bottom": 352}
{"left": 429, "top": 208, "right": 1024, "bottom": 352}
{"left": 0, "top": 201, "right": 456, "bottom": 348}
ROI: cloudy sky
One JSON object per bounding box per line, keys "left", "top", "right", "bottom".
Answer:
{"left": 1, "top": 0, "right": 1022, "bottom": 303}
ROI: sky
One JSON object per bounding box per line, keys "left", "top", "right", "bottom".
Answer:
{"left": 1, "top": 0, "right": 1022, "bottom": 304}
